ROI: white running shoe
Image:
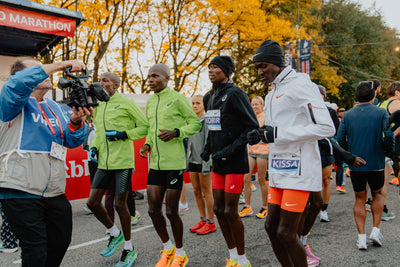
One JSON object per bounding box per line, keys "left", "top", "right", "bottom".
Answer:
{"left": 131, "top": 210, "right": 141, "bottom": 225}
{"left": 357, "top": 239, "right": 367, "bottom": 250}
{"left": 369, "top": 228, "right": 383, "bottom": 246}
{"left": 320, "top": 211, "right": 330, "bottom": 222}
{"left": 179, "top": 201, "right": 189, "bottom": 212}
{"left": 239, "top": 193, "right": 245, "bottom": 204}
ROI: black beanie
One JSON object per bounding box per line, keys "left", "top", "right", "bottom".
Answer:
{"left": 209, "top": 56, "right": 235, "bottom": 78}
{"left": 253, "top": 40, "right": 285, "bottom": 67}
{"left": 355, "top": 81, "right": 375, "bottom": 102}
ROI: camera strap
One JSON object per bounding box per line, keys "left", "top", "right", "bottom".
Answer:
{"left": 36, "top": 101, "right": 64, "bottom": 138}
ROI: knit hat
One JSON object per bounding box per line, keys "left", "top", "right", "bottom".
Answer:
{"left": 318, "top": 85, "right": 326, "bottom": 98}
{"left": 209, "top": 56, "right": 235, "bottom": 78}
{"left": 253, "top": 40, "right": 285, "bottom": 67}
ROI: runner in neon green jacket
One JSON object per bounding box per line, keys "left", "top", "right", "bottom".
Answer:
{"left": 91, "top": 91, "right": 148, "bottom": 170}
{"left": 144, "top": 86, "right": 201, "bottom": 170}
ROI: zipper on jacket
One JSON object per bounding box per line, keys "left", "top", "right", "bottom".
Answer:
{"left": 103, "top": 102, "right": 109, "bottom": 170}
{"left": 155, "top": 95, "right": 160, "bottom": 169}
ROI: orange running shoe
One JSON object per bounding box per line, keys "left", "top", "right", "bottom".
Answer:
{"left": 155, "top": 246, "right": 176, "bottom": 267}
{"left": 225, "top": 258, "right": 238, "bottom": 267}
{"left": 189, "top": 220, "right": 206, "bottom": 233}
{"left": 336, "top": 186, "right": 346, "bottom": 193}
{"left": 389, "top": 177, "right": 399, "bottom": 185}
{"left": 170, "top": 252, "right": 188, "bottom": 267}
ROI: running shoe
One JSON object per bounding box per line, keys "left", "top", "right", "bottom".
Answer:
{"left": 225, "top": 258, "right": 238, "bottom": 267}
{"left": 196, "top": 221, "right": 216, "bottom": 235}
{"left": 255, "top": 208, "right": 268, "bottom": 219}
{"left": 190, "top": 220, "right": 206, "bottom": 233}
{"left": 236, "top": 260, "right": 252, "bottom": 267}
{"left": 155, "top": 245, "right": 176, "bottom": 267}
{"left": 101, "top": 232, "right": 124, "bottom": 257}
{"left": 336, "top": 186, "right": 346, "bottom": 193}
{"left": 307, "top": 256, "right": 319, "bottom": 266}
{"left": 369, "top": 229, "right": 383, "bottom": 246}
{"left": 0, "top": 243, "right": 18, "bottom": 253}
{"left": 304, "top": 245, "right": 320, "bottom": 261}
{"left": 239, "top": 193, "right": 245, "bottom": 204}
{"left": 115, "top": 249, "right": 137, "bottom": 267}
{"left": 381, "top": 211, "right": 396, "bottom": 221}
{"left": 251, "top": 184, "right": 257, "bottom": 192}
{"left": 357, "top": 236, "right": 367, "bottom": 250}
{"left": 179, "top": 202, "right": 189, "bottom": 212}
{"left": 239, "top": 207, "right": 253, "bottom": 217}
{"left": 83, "top": 204, "right": 92, "bottom": 214}
{"left": 319, "top": 211, "right": 329, "bottom": 222}
{"left": 170, "top": 251, "right": 188, "bottom": 267}
{"left": 131, "top": 210, "right": 141, "bottom": 225}
{"left": 389, "top": 177, "right": 399, "bottom": 185}
{"left": 365, "top": 198, "right": 372, "bottom": 212}
{"left": 345, "top": 168, "right": 350, "bottom": 177}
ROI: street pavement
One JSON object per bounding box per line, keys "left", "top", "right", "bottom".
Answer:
{"left": 1, "top": 172, "right": 400, "bottom": 266}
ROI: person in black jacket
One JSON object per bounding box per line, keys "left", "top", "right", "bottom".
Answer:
{"left": 201, "top": 56, "right": 258, "bottom": 267}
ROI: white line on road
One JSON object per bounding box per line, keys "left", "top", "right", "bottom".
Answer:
{"left": 13, "top": 224, "right": 153, "bottom": 264}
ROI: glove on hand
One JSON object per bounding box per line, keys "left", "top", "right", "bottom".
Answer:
{"left": 89, "top": 147, "right": 98, "bottom": 163}
{"left": 258, "top": 125, "right": 275, "bottom": 143}
{"left": 106, "top": 130, "right": 128, "bottom": 141}
{"left": 200, "top": 148, "right": 211, "bottom": 161}
{"left": 247, "top": 129, "right": 261, "bottom": 145}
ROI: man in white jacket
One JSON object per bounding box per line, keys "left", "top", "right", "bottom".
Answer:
{"left": 247, "top": 40, "right": 336, "bottom": 267}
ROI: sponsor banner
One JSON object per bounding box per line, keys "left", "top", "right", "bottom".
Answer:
{"left": 299, "top": 39, "right": 312, "bottom": 76}
{"left": 65, "top": 138, "right": 190, "bottom": 200}
{"left": 284, "top": 41, "right": 296, "bottom": 70}
{"left": 0, "top": 4, "right": 76, "bottom": 37}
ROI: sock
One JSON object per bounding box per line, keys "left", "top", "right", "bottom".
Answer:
{"left": 300, "top": 235, "right": 308, "bottom": 246}
{"left": 175, "top": 247, "right": 185, "bottom": 257}
{"left": 322, "top": 204, "right": 328, "bottom": 211}
{"left": 124, "top": 240, "right": 133, "bottom": 251}
{"left": 372, "top": 226, "right": 380, "bottom": 233}
{"left": 383, "top": 205, "right": 388, "bottom": 213}
{"left": 228, "top": 248, "right": 238, "bottom": 260}
{"left": 201, "top": 217, "right": 207, "bottom": 222}
{"left": 108, "top": 225, "right": 120, "bottom": 237}
{"left": 163, "top": 239, "right": 173, "bottom": 251}
{"left": 237, "top": 254, "right": 247, "bottom": 266}
{"left": 207, "top": 219, "right": 214, "bottom": 224}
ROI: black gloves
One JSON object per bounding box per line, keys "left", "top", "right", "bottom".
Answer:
{"left": 247, "top": 125, "right": 275, "bottom": 145}
{"left": 201, "top": 147, "right": 211, "bottom": 161}
{"left": 89, "top": 147, "right": 98, "bottom": 163}
{"left": 106, "top": 130, "right": 128, "bottom": 141}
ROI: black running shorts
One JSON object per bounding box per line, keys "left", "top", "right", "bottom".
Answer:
{"left": 350, "top": 170, "right": 384, "bottom": 192}
{"left": 91, "top": 169, "right": 133, "bottom": 195}
{"left": 147, "top": 169, "right": 184, "bottom": 190}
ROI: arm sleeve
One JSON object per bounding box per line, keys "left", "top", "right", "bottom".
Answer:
{"left": 275, "top": 85, "right": 336, "bottom": 145}
{"left": 125, "top": 100, "right": 149, "bottom": 141}
{"left": 219, "top": 90, "right": 259, "bottom": 157}
{"left": 0, "top": 65, "right": 49, "bottom": 121}
{"left": 176, "top": 95, "right": 201, "bottom": 138}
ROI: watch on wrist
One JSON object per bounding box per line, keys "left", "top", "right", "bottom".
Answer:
{"left": 70, "top": 118, "right": 82, "bottom": 126}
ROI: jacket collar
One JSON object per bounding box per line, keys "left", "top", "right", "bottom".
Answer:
{"left": 272, "top": 66, "right": 294, "bottom": 85}
{"left": 155, "top": 86, "right": 171, "bottom": 95}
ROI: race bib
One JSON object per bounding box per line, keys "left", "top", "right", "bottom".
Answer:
{"left": 270, "top": 153, "right": 300, "bottom": 175}
{"left": 50, "top": 141, "right": 67, "bottom": 161}
{"left": 205, "top": 109, "right": 222, "bottom": 131}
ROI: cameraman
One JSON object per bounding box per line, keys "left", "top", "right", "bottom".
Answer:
{"left": 0, "top": 59, "right": 91, "bottom": 266}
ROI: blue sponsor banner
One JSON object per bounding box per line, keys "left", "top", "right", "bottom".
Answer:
{"left": 299, "top": 39, "right": 311, "bottom": 76}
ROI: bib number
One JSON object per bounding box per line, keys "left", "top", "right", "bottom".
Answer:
{"left": 205, "top": 110, "right": 222, "bottom": 131}
{"left": 270, "top": 153, "right": 300, "bottom": 176}
{"left": 50, "top": 141, "right": 67, "bottom": 161}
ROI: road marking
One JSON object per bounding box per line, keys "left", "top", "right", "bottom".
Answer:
{"left": 13, "top": 225, "right": 153, "bottom": 264}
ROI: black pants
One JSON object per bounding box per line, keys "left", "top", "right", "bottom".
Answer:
{"left": 2, "top": 195, "right": 72, "bottom": 267}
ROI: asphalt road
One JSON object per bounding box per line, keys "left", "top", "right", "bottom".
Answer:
{"left": 1, "top": 172, "right": 400, "bottom": 267}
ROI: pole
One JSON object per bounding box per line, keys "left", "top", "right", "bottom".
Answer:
{"left": 296, "top": 0, "right": 301, "bottom": 72}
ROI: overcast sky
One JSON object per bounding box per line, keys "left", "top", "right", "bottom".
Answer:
{"left": 353, "top": 0, "right": 400, "bottom": 33}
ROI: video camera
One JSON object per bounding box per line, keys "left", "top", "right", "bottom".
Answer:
{"left": 58, "top": 67, "right": 110, "bottom": 109}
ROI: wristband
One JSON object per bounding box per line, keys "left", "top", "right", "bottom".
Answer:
{"left": 174, "top": 128, "right": 180, "bottom": 137}
{"left": 70, "top": 119, "right": 82, "bottom": 126}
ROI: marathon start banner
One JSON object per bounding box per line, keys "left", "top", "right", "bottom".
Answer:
{"left": 0, "top": 4, "right": 76, "bottom": 37}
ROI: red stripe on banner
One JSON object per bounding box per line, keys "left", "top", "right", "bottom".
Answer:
{"left": 0, "top": 4, "right": 76, "bottom": 37}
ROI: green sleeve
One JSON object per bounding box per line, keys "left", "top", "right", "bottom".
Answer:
{"left": 125, "top": 99, "right": 149, "bottom": 141}
{"left": 177, "top": 94, "right": 201, "bottom": 138}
